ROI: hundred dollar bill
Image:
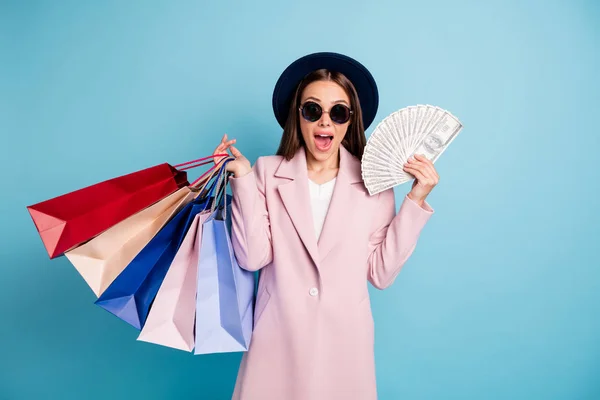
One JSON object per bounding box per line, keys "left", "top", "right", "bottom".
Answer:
{"left": 362, "top": 138, "right": 405, "bottom": 174}
{"left": 365, "top": 177, "right": 411, "bottom": 196}
{"left": 361, "top": 105, "right": 463, "bottom": 196}
{"left": 409, "top": 111, "right": 463, "bottom": 162}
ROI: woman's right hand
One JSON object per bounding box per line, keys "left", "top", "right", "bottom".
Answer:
{"left": 213, "top": 133, "right": 252, "bottom": 178}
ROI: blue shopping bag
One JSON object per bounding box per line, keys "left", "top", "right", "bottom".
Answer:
{"left": 95, "top": 162, "right": 230, "bottom": 330}
{"left": 194, "top": 172, "right": 255, "bottom": 354}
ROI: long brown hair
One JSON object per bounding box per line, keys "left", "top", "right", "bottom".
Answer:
{"left": 275, "top": 69, "right": 366, "bottom": 161}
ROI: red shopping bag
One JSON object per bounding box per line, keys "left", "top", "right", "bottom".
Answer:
{"left": 27, "top": 155, "right": 224, "bottom": 259}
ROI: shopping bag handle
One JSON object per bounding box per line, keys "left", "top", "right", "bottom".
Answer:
{"left": 190, "top": 160, "right": 221, "bottom": 188}
{"left": 213, "top": 159, "right": 234, "bottom": 219}
{"left": 208, "top": 158, "right": 233, "bottom": 215}
{"left": 192, "top": 165, "right": 218, "bottom": 191}
{"left": 213, "top": 158, "right": 233, "bottom": 202}
{"left": 195, "top": 157, "right": 233, "bottom": 213}
{"left": 174, "top": 154, "right": 229, "bottom": 171}
{"left": 172, "top": 154, "right": 230, "bottom": 199}
{"left": 191, "top": 156, "right": 229, "bottom": 195}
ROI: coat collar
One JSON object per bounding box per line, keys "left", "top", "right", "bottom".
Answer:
{"left": 274, "top": 145, "right": 363, "bottom": 184}
{"left": 275, "top": 145, "right": 364, "bottom": 269}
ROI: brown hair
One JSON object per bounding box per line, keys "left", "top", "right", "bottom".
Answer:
{"left": 275, "top": 69, "right": 366, "bottom": 161}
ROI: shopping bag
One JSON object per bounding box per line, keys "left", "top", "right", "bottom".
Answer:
{"left": 136, "top": 210, "right": 210, "bottom": 351}
{"left": 135, "top": 162, "right": 227, "bottom": 350}
{"left": 194, "top": 172, "right": 255, "bottom": 355}
{"left": 94, "top": 161, "right": 230, "bottom": 330}
{"left": 26, "top": 156, "right": 222, "bottom": 259}
{"left": 64, "top": 186, "right": 197, "bottom": 297}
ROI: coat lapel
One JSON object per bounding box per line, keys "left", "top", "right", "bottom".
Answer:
{"left": 275, "top": 146, "right": 364, "bottom": 269}
{"left": 276, "top": 147, "right": 320, "bottom": 268}
{"left": 317, "top": 146, "right": 364, "bottom": 262}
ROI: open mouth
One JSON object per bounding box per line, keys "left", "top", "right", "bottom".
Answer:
{"left": 314, "top": 134, "right": 334, "bottom": 151}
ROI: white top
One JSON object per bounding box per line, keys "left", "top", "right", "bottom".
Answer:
{"left": 308, "top": 177, "right": 337, "bottom": 240}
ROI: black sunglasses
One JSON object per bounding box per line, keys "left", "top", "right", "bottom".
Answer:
{"left": 299, "top": 101, "right": 353, "bottom": 124}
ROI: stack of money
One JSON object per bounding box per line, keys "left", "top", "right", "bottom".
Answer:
{"left": 361, "top": 105, "right": 463, "bottom": 196}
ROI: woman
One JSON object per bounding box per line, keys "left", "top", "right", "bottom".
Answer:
{"left": 213, "top": 52, "right": 439, "bottom": 400}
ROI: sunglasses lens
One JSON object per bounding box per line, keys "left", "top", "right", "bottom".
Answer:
{"left": 301, "top": 102, "right": 322, "bottom": 122}
{"left": 330, "top": 104, "right": 351, "bottom": 124}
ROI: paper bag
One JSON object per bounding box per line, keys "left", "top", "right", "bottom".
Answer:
{"left": 64, "top": 186, "right": 197, "bottom": 297}
{"left": 194, "top": 184, "right": 255, "bottom": 354}
{"left": 137, "top": 210, "right": 209, "bottom": 351}
{"left": 27, "top": 163, "right": 188, "bottom": 259}
{"left": 94, "top": 162, "right": 228, "bottom": 330}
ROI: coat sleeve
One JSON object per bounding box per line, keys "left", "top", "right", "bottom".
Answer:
{"left": 228, "top": 157, "right": 273, "bottom": 272}
{"left": 367, "top": 189, "right": 434, "bottom": 289}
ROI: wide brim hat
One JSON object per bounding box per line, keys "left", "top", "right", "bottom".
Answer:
{"left": 272, "top": 52, "right": 379, "bottom": 130}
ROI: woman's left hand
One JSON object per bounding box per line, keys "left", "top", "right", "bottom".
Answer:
{"left": 403, "top": 154, "right": 439, "bottom": 206}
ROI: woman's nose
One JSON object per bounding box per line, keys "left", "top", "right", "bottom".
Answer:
{"left": 318, "top": 111, "right": 332, "bottom": 126}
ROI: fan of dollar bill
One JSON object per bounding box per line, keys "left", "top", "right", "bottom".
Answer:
{"left": 361, "top": 104, "right": 463, "bottom": 196}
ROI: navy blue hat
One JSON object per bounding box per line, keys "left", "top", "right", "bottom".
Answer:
{"left": 272, "top": 52, "right": 379, "bottom": 130}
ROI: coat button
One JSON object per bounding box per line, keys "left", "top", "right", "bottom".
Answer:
{"left": 309, "top": 287, "right": 319, "bottom": 297}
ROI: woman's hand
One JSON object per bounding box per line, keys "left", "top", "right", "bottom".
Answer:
{"left": 213, "top": 133, "right": 252, "bottom": 178}
{"left": 403, "top": 154, "right": 439, "bottom": 207}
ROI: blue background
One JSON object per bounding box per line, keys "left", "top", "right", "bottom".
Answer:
{"left": 1, "top": 1, "right": 599, "bottom": 399}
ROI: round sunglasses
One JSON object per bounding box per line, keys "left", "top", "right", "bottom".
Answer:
{"left": 299, "top": 101, "right": 353, "bottom": 124}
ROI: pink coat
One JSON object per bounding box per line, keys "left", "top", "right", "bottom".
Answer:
{"left": 229, "top": 145, "right": 434, "bottom": 400}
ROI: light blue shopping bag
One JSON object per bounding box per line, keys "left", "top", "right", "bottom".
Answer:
{"left": 194, "top": 171, "right": 255, "bottom": 354}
